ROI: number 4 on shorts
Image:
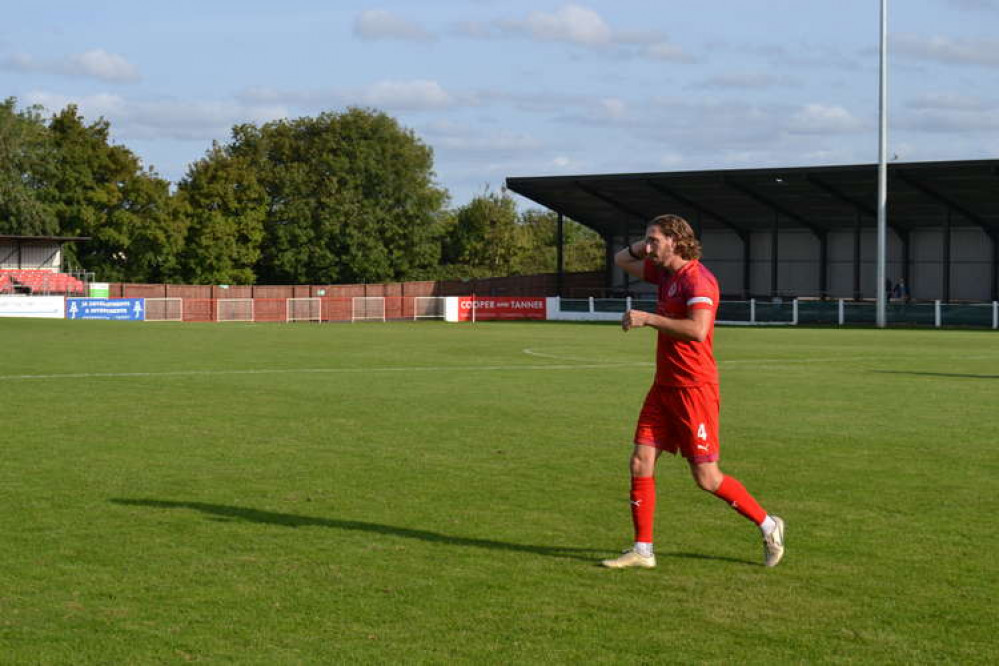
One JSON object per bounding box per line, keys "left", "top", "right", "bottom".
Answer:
{"left": 696, "top": 423, "right": 707, "bottom": 441}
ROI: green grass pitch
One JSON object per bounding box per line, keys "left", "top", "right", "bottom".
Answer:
{"left": 1, "top": 318, "right": 996, "bottom": 664}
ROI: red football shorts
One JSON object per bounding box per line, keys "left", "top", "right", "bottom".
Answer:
{"left": 633, "top": 383, "right": 720, "bottom": 463}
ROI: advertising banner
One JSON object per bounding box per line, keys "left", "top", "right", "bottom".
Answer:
{"left": 0, "top": 296, "right": 65, "bottom": 318}
{"left": 66, "top": 298, "right": 146, "bottom": 321}
{"left": 456, "top": 296, "right": 547, "bottom": 321}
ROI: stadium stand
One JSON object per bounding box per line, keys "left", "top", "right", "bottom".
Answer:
{"left": 0, "top": 269, "right": 87, "bottom": 295}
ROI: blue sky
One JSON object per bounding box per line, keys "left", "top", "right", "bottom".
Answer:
{"left": 3, "top": 1, "right": 998, "bottom": 208}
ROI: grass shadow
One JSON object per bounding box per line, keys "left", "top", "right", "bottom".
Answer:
{"left": 660, "top": 552, "right": 758, "bottom": 567}
{"left": 111, "top": 498, "right": 608, "bottom": 563}
{"left": 874, "top": 370, "right": 999, "bottom": 380}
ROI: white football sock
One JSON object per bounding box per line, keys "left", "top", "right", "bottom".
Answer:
{"left": 634, "top": 542, "right": 654, "bottom": 557}
{"left": 760, "top": 515, "right": 776, "bottom": 536}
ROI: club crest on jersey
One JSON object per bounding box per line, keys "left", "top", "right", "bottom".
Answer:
{"left": 668, "top": 283, "right": 678, "bottom": 298}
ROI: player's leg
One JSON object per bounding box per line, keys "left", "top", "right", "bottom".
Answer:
{"left": 678, "top": 385, "right": 785, "bottom": 566}
{"left": 689, "top": 459, "right": 767, "bottom": 524}
{"left": 602, "top": 387, "right": 671, "bottom": 570}
{"left": 602, "top": 444, "right": 661, "bottom": 569}
{"left": 629, "top": 443, "right": 660, "bottom": 549}
{"left": 691, "top": 460, "right": 785, "bottom": 567}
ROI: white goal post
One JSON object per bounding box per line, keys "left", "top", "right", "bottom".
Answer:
{"left": 287, "top": 297, "right": 322, "bottom": 323}
{"left": 413, "top": 296, "right": 445, "bottom": 320}
{"left": 144, "top": 297, "right": 183, "bottom": 322}
{"left": 351, "top": 296, "right": 385, "bottom": 322}
{"left": 217, "top": 298, "right": 254, "bottom": 322}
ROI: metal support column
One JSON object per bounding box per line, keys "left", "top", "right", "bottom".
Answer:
{"left": 819, "top": 232, "right": 829, "bottom": 298}
{"left": 771, "top": 212, "right": 779, "bottom": 297}
{"left": 943, "top": 208, "right": 952, "bottom": 303}
{"left": 604, "top": 235, "right": 615, "bottom": 295}
{"left": 992, "top": 231, "right": 999, "bottom": 302}
{"left": 899, "top": 228, "right": 910, "bottom": 297}
{"left": 556, "top": 212, "right": 564, "bottom": 297}
{"left": 742, "top": 233, "right": 752, "bottom": 299}
{"left": 854, "top": 213, "right": 862, "bottom": 301}
{"left": 876, "top": 0, "right": 889, "bottom": 327}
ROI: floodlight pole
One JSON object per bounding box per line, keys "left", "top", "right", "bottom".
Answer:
{"left": 876, "top": 0, "right": 889, "bottom": 328}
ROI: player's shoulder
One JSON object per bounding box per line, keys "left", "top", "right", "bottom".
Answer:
{"left": 683, "top": 260, "right": 719, "bottom": 289}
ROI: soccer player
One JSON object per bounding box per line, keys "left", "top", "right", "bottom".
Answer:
{"left": 601, "top": 214, "right": 785, "bottom": 569}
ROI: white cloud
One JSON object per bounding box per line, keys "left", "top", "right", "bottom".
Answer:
{"left": 464, "top": 4, "right": 692, "bottom": 62}
{"left": 598, "top": 97, "right": 627, "bottom": 121}
{"left": 902, "top": 108, "right": 999, "bottom": 133}
{"left": 70, "top": 49, "right": 140, "bottom": 82}
{"left": 23, "top": 90, "right": 288, "bottom": 142}
{"left": 725, "top": 42, "right": 861, "bottom": 71}
{"left": 422, "top": 121, "right": 543, "bottom": 155}
{"left": 788, "top": 104, "right": 865, "bottom": 134}
{"left": 360, "top": 79, "right": 453, "bottom": 110}
{"left": 946, "top": 0, "right": 999, "bottom": 10}
{"left": 23, "top": 90, "right": 126, "bottom": 117}
{"left": 894, "top": 33, "right": 999, "bottom": 67}
{"left": 642, "top": 42, "right": 692, "bottom": 62}
{"left": 473, "top": 89, "right": 593, "bottom": 114}
{"left": 659, "top": 152, "right": 684, "bottom": 168}
{"left": 239, "top": 79, "right": 462, "bottom": 112}
{"left": 517, "top": 4, "right": 612, "bottom": 47}
{"left": 2, "top": 48, "right": 140, "bottom": 82}
{"left": 452, "top": 20, "right": 493, "bottom": 39}
{"left": 694, "top": 72, "right": 800, "bottom": 90}
{"left": 549, "top": 155, "right": 588, "bottom": 171}
{"left": 353, "top": 10, "right": 435, "bottom": 42}
{"left": 907, "top": 92, "right": 994, "bottom": 111}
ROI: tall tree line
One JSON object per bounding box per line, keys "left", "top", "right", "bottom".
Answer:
{"left": 0, "top": 97, "right": 604, "bottom": 284}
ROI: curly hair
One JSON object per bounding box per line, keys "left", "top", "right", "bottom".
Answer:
{"left": 650, "top": 214, "right": 701, "bottom": 260}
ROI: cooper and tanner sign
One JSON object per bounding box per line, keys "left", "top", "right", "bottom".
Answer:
{"left": 456, "top": 296, "right": 546, "bottom": 321}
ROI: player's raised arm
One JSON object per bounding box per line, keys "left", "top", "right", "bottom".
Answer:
{"left": 622, "top": 306, "right": 713, "bottom": 342}
{"left": 614, "top": 239, "right": 648, "bottom": 281}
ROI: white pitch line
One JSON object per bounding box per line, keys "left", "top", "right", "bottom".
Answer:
{"left": 720, "top": 357, "right": 871, "bottom": 366}
{"left": 0, "top": 362, "right": 654, "bottom": 382}
{"left": 522, "top": 347, "right": 608, "bottom": 363}
{"left": 2, "top": 352, "right": 895, "bottom": 382}
{"left": 524, "top": 347, "right": 868, "bottom": 367}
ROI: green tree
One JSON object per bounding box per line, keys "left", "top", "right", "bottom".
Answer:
{"left": 175, "top": 143, "right": 267, "bottom": 284}
{"left": 516, "top": 208, "right": 605, "bottom": 274}
{"left": 437, "top": 195, "right": 604, "bottom": 278}
{"left": 442, "top": 190, "right": 523, "bottom": 276}
{"left": 0, "top": 98, "right": 58, "bottom": 235}
{"left": 219, "top": 107, "right": 447, "bottom": 284}
{"left": 43, "top": 105, "right": 184, "bottom": 281}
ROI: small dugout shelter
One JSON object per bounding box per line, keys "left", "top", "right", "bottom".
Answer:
{"left": 0, "top": 235, "right": 90, "bottom": 295}
{"left": 506, "top": 159, "right": 999, "bottom": 302}
{"left": 0, "top": 235, "right": 89, "bottom": 271}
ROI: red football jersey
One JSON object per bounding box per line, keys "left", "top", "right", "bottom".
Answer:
{"left": 642, "top": 258, "right": 719, "bottom": 387}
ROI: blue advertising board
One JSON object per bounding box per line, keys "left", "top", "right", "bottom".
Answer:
{"left": 66, "top": 298, "right": 146, "bottom": 321}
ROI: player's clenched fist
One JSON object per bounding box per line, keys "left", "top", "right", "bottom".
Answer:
{"left": 622, "top": 309, "right": 648, "bottom": 331}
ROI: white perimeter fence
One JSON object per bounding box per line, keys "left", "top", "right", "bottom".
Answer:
{"left": 547, "top": 297, "right": 999, "bottom": 329}
{"left": 1, "top": 295, "right": 997, "bottom": 328}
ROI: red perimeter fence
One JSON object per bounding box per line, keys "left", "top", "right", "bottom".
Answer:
{"left": 171, "top": 297, "right": 418, "bottom": 322}
{"left": 109, "top": 272, "right": 604, "bottom": 301}
{"left": 109, "top": 272, "right": 605, "bottom": 323}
